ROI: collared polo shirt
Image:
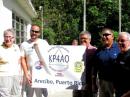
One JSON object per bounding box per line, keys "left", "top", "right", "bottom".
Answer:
{"left": 94, "top": 42, "right": 120, "bottom": 80}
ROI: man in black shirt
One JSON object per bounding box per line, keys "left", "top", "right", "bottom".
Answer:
{"left": 113, "top": 32, "right": 130, "bottom": 97}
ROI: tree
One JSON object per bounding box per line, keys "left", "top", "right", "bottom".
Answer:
{"left": 122, "top": 0, "right": 130, "bottom": 32}
{"left": 32, "top": 0, "right": 127, "bottom": 46}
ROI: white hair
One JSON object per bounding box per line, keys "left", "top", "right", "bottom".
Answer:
{"left": 4, "top": 28, "right": 15, "bottom": 37}
{"left": 79, "top": 31, "right": 91, "bottom": 39}
{"left": 119, "top": 32, "right": 130, "bottom": 41}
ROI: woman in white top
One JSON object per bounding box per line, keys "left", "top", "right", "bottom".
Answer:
{"left": 0, "top": 29, "right": 21, "bottom": 97}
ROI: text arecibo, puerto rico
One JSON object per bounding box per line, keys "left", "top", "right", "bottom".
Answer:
{"left": 32, "top": 45, "right": 86, "bottom": 90}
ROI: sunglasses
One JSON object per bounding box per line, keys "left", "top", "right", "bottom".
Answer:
{"left": 102, "top": 33, "right": 111, "bottom": 36}
{"left": 31, "top": 30, "right": 39, "bottom": 33}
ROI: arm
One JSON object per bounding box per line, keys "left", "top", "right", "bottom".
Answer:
{"left": 20, "top": 43, "right": 32, "bottom": 85}
{"left": 21, "top": 56, "right": 32, "bottom": 85}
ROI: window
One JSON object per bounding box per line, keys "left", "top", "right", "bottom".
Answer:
{"left": 12, "top": 13, "right": 27, "bottom": 44}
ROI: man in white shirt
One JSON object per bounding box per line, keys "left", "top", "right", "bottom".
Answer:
{"left": 21, "top": 24, "right": 49, "bottom": 97}
{"left": 0, "top": 29, "right": 21, "bottom": 97}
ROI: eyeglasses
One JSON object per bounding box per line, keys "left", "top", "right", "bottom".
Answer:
{"left": 102, "top": 33, "right": 111, "bottom": 37}
{"left": 31, "top": 30, "right": 40, "bottom": 33}
{"left": 4, "top": 36, "right": 14, "bottom": 39}
{"left": 80, "top": 37, "right": 89, "bottom": 43}
{"left": 80, "top": 40, "right": 87, "bottom": 43}
{"left": 117, "top": 39, "right": 129, "bottom": 43}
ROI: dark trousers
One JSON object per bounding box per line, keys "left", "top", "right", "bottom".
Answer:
{"left": 73, "top": 90, "right": 92, "bottom": 97}
{"left": 99, "top": 79, "right": 114, "bottom": 97}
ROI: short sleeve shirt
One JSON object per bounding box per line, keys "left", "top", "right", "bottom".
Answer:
{"left": 20, "top": 38, "right": 49, "bottom": 70}
{"left": 0, "top": 44, "right": 21, "bottom": 76}
{"left": 94, "top": 42, "right": 120, "bottom": 80}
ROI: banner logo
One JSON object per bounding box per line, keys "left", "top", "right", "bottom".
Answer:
{"left": 48, "top": 46, "right": 70, "bottom": 76}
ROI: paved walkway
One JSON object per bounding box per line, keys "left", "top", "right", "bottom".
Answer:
{"left": 22, "top": 89, "right": 73, "bottom": 97}
{"left": 47, "top": 89, "right": 73, "bottom": 97}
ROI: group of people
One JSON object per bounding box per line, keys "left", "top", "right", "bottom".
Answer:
{"left": 0, "top": 24, "right": 130, "bottom": 97}
{"left": 72, "top": 28, "right": 130, "bottom": 97}
{"left": 0, "top": 25, "right": 48, "bottom": 97}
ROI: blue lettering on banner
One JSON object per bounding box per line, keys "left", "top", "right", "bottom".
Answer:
{"left": 49, "top": 55, "right": 69, "bottom": 63}
{"left": 34, "top": 79, "right": 85, "bottom": 88}
{"left": 55, "top": 80, "right": 73, "bottom": 85}
{"left": 34, "top": 79, "right": 54, "bottom": 84}
{"left": 74, "top": 81, "right": 83, "bottom": 85}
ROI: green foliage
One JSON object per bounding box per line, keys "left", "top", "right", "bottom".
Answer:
{"left": 121, "top": 0, "right": 130, "bottom": 32}
{"left": 88, "top": 6, "right": 99, "bottom": 17}
{"left": 113, "top": 31, "right": 119, "bottom": 41}
{"left": 32, "top": 18, "right": 41, "bottom": 28}
{"left": 31, "top": 0, "right": 129, "bottom": 46}
{"left": 43, "top": 28, "right": 56, "bottom": 45}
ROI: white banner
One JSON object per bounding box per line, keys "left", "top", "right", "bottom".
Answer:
{"left": 32, "top": 45, "right": 86, "bottom": 90}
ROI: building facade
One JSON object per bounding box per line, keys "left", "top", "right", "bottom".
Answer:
{"left": 0, "top": 0, "right": 37, "bottom": 44}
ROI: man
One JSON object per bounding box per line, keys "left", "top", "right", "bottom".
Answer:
{"left": 113, "top": 32, "right": 130, "bottom": 97}
{"left": 20, "top": 24, "right": 48, "bottom": 97}
{"left": 73, "top": 31, "right": 97, "bottom": 97}
{"left": 92, "top": 28, "right": 120, "bottom": 97}
{"left": 0, "top": 29, "right": 21, "bottom": 97}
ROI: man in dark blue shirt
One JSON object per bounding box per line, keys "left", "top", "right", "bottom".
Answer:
{"left": 92, "top": 28, "right": 120, "bottom": 97}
